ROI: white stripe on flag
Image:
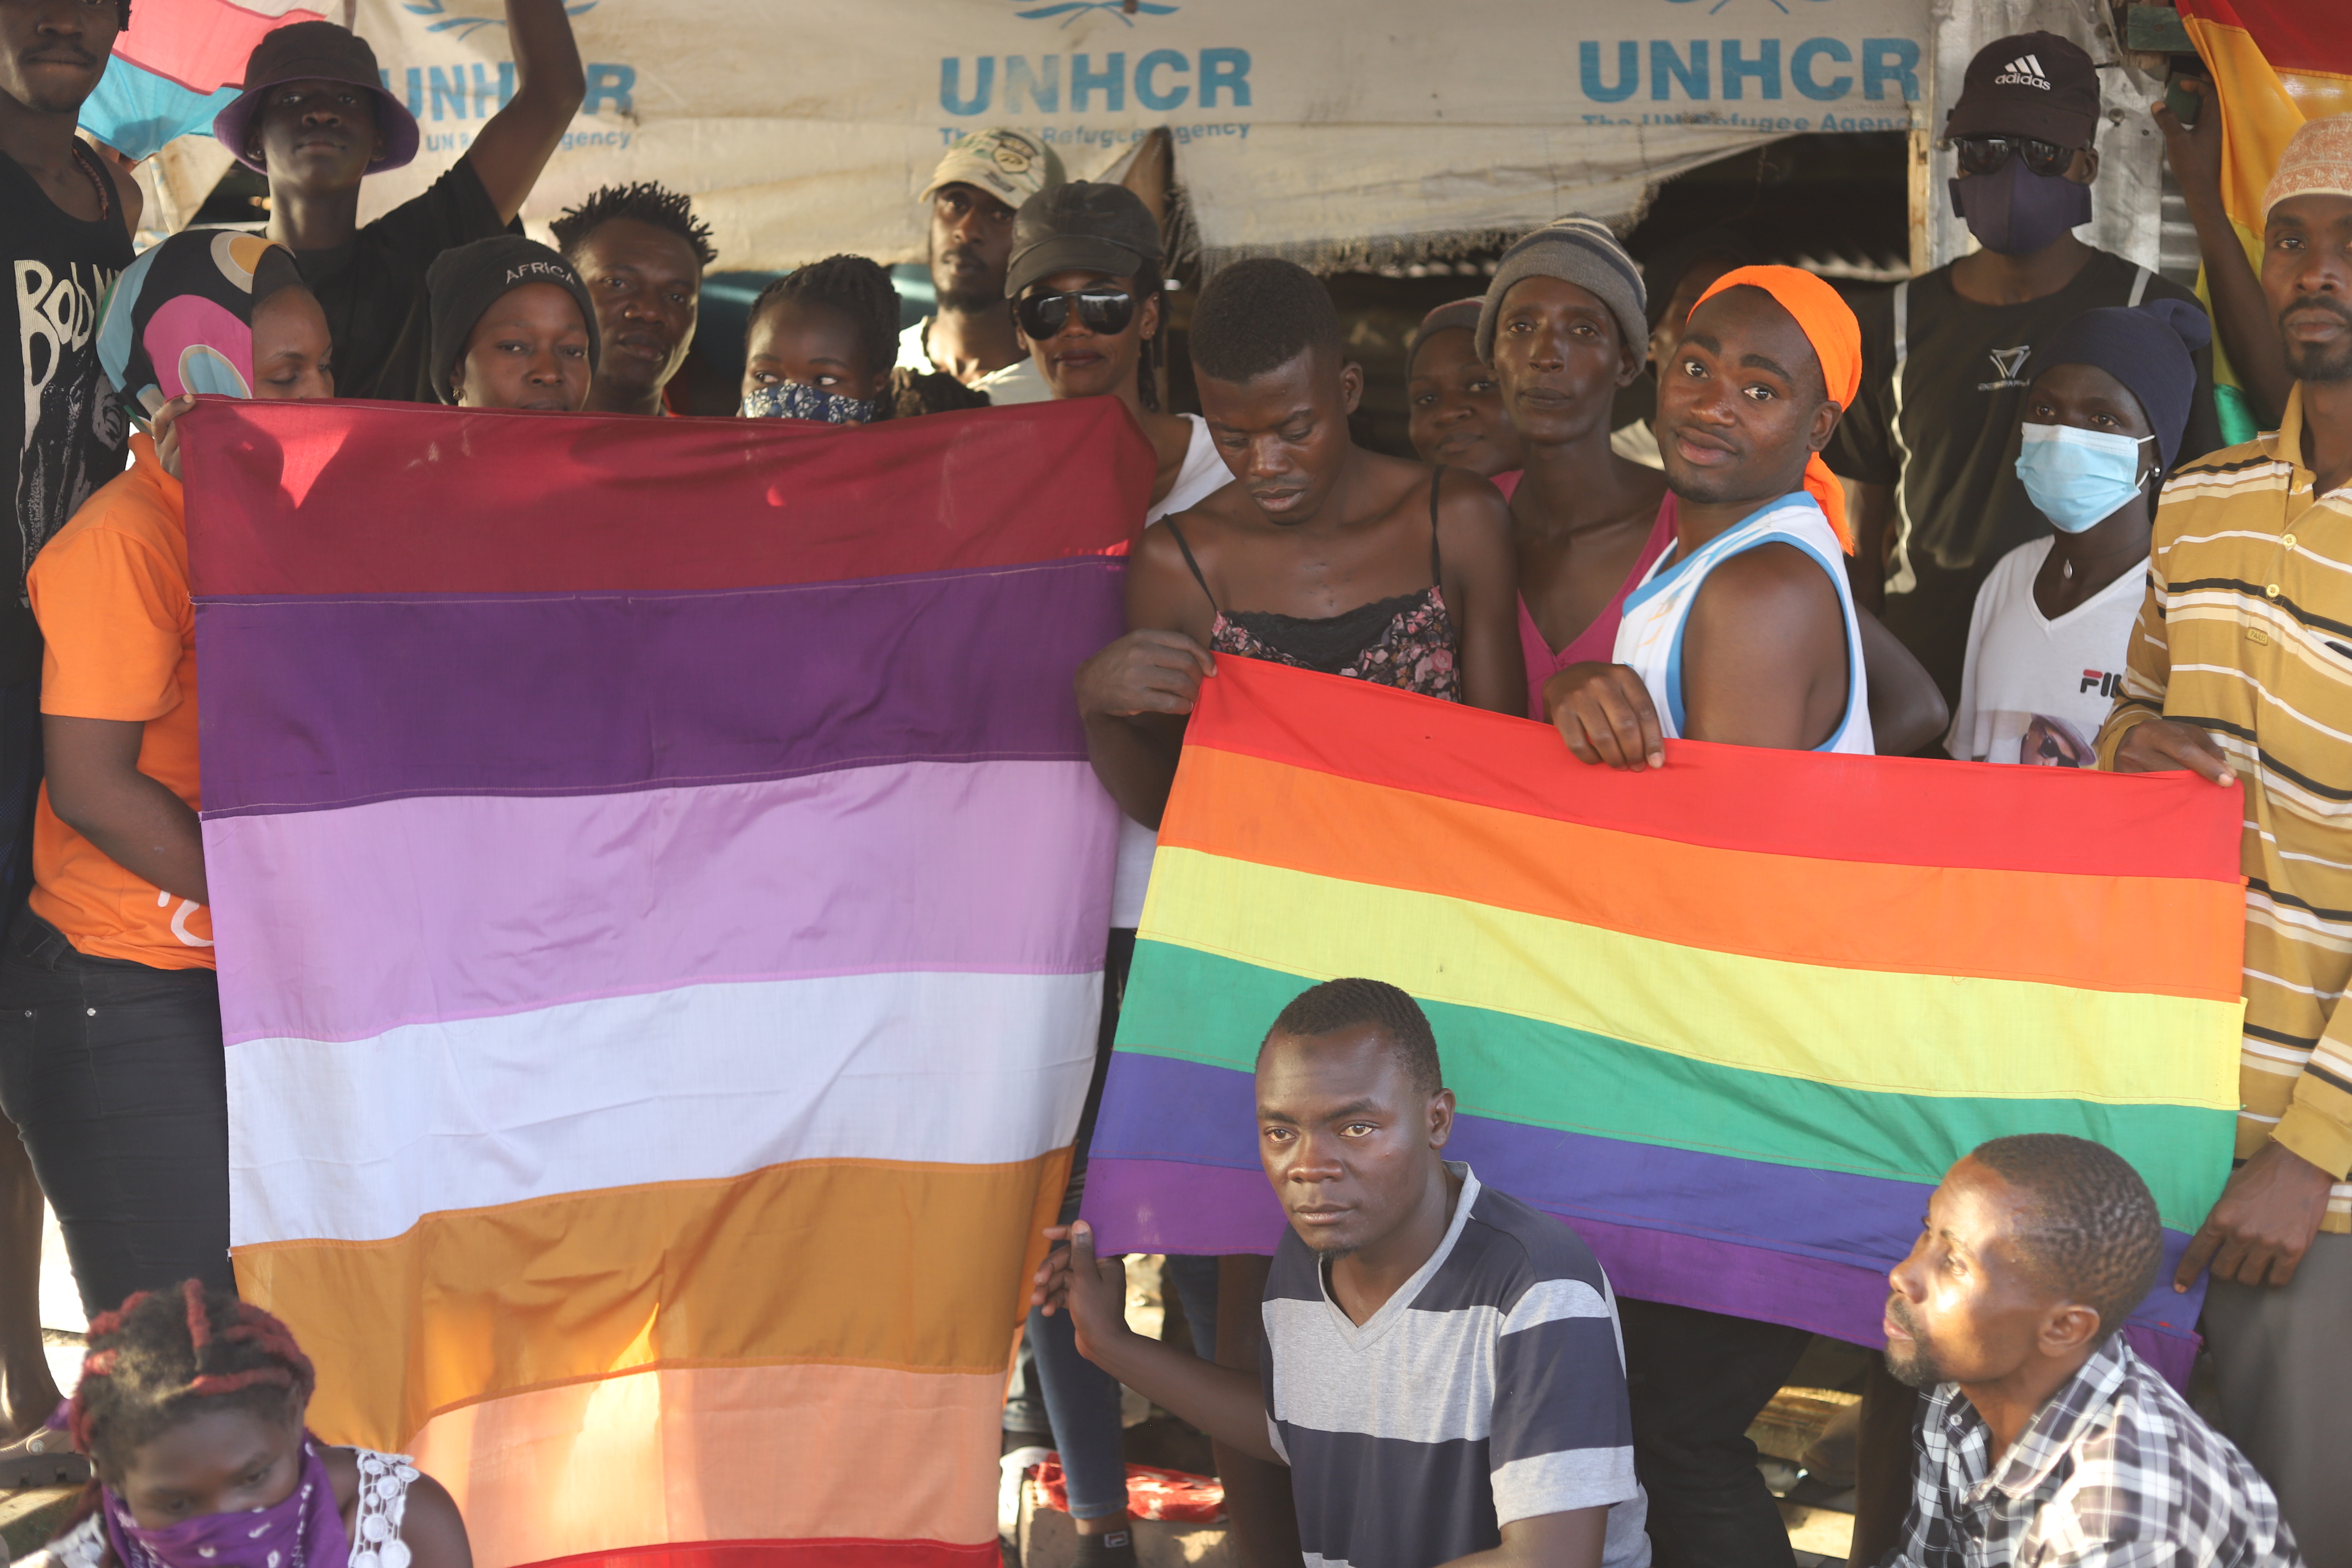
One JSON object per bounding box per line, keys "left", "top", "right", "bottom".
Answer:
{"left": 227, "top": 969, "right": 1102, "bottom": 1245}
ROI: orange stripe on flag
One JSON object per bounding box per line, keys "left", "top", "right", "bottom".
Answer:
{"left": 237, "top": 1152, "right": 1069, "bottom": 1448}
{"left": 1159, "top": 746, "right": 2246, "bottom": 1000}
{"left": 407, "top": 1363, "right": 1004, "bottom": 1568}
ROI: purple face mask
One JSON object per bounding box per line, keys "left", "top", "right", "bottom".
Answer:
{"left": 1948, "top": 159, "right": 2093, "bottom": 256}
{"left": 103, "top": 1438, "right": 349, "bottom": 1568}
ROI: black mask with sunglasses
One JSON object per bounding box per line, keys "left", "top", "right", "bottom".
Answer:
{"left": 1951, "top": 134, "right": 2081, "bottom": 178}
{"left": 1015, "top": 285, "right": 1137, "bottom": 341}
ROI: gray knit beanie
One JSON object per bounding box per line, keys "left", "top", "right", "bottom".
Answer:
{"left": 1475, "top": 215, "right": 1647, "bottom": 363}
{"left": 1407, "top": 297, "right": 1485, "bottom": 374}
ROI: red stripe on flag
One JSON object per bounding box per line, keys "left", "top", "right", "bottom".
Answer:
{"left": 180, "top": 398, "right": 1155, "bottom": 596}
{"left": 114, "top": 0, "right": 322, "bottom": 95}
{"left": 1187, "top": 657, "right": 2246, "bottom": 881}
{"left": 2180, "top": 0, "right": 2352, "bottom": 78}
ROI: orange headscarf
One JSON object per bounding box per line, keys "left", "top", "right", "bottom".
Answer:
{"left": 1689, "top": 265, "right": 1862, "bottom": 554}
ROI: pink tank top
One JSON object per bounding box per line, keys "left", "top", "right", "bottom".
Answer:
{"left": 1508, "top": 481, "right": 1677, "bottom": 720}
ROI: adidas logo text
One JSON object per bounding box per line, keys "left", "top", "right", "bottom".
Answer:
{"left": 1993, "top": 54, "right": 2050, "bottom": 90}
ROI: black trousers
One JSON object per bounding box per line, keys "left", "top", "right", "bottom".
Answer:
{"left": 0, "top": 911, "right": 232, "bottom": 1315}
{"left": 1620, "top": 1297, "right": 1811, "bottom": 1568}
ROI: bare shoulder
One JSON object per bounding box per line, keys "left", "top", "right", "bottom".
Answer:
{"left": 1130, "top": 517, "right": 1216, "bottom": 635}
{"left": 1170, "top": 478, "right": 1259, "bottom": 533}
{"left": 1135, "top": 509, "right": 1222, "bottom": 586}
{"left": 325, "top": 1450, "right": 472, "bottom": 1568}
{"left": 1432, "top": 462, "right": 1513, "bottom": 545}
{"left": 1690, "top": 541, "right": 1844, "bottom": 643}
{"left": 393, "top": 1469, "right": 473, "bottom": 1568}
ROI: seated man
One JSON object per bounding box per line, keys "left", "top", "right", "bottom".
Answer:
{"left": 1882, "top": 1135, "right": 2298, "bottom": 1565}
{"left": 551, "top": 182, "right": 717, "bottom": 416}
{"left": 1035, "top": 978, "right": 1649, "bottom": 1568}
{"left": 426, "top": 237, "right": 599, "bottom": 412}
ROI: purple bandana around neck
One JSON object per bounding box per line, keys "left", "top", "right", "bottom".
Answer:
{"left": 103, "top": 1438, "right": 348, "bottom": 1568}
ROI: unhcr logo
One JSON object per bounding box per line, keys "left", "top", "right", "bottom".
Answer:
{"left": 1012, "top": 0, "right": 1178, "bottom": 24}
{"left": 1993, "top": 52, "right": 2050, "bottom": 90}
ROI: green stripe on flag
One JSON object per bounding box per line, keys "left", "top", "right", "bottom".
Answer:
{"left": 1117, "top": 939, "right": 2233, "bottom": 1232}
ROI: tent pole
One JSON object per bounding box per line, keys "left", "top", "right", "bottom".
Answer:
{"left": 1907, "top": 125, "right": 1933, "bottom": 278}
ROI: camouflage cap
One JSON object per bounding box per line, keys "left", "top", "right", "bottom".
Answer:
{"left": 920, "top": 128, "right": 1067, "bottom": 210}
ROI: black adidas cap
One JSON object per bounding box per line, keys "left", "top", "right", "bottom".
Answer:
{"left": 1946, "top": 32, "right": 2101, "bottom": 148}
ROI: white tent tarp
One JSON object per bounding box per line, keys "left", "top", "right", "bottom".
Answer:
{"left": 165, "top": 0, "right": 1933, "bottom": 271}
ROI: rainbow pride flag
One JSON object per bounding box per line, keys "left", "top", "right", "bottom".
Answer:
{"left": 2179, "top": 0, "right": 2352, "bottom": 441}
{"left": 83, "top": 0, "right": 320, "bottom": 161}
{"left": 1082, "top": 660, "right": 2245, "bottom": 1383}
{"left": 185, "top": 397, "right": 1150, "bottom": 1568}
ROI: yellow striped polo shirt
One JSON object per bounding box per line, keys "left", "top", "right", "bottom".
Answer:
{"left": 2097, "top": 385, "right": 2352, "bottom": 1231}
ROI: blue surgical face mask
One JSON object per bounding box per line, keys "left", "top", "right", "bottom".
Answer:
{"left": 2015, "top": 421, "right": 2154, "bottom": 533}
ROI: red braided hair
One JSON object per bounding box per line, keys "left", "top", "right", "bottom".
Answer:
{"left": 66, "top": 1280, "right": 317, "bottom": 1473}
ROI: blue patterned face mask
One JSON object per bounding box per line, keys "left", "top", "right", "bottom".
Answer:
{"left": 741, "top": 380, "right": 878, "bottom": 425}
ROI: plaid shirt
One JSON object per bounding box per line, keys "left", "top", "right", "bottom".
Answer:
{"left": 1885, "top": 1337, "right": 2300, "bottom": 1567}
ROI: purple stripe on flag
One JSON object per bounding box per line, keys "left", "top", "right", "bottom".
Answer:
{"left": 1082, "top": 1051, "right": 2208, "bottom": 1381}
{"left": 207, "top": 758, "right": 1115, "bottom": 1046}
{"left": 196, "top": 556, "right": 1125, "bottom": 816}
{"left": 1565, "top": 1218, "right": 2199, "bottom": 1390}
{"left": 1088, "top": 1048, "right": 1934, "bottom": 1270}
{"left": 1079, "top": 1158, "right": 2200, "bottom": 1387}
{"left": 1083, "top": 1158, "right": 1284, "bottom": 1255}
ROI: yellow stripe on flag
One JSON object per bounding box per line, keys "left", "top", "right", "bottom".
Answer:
{"left": 1144, "top": 847, "right": 2242, "bottom": 1109}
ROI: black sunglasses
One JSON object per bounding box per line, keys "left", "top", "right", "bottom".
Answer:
{"left": 1952, "top": 134, "right": 2078, "bottom": 178}
{"left": 1015, "top": 286, "right": 1136, "bottom": 341}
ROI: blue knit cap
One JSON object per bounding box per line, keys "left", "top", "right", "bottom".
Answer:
{"left": 2036, "top": 298, "right": 2212, "bottom": 472}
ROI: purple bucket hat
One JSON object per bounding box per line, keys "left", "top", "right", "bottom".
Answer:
{"left": 212, "top": 20, "right": 420, "bottom": 175}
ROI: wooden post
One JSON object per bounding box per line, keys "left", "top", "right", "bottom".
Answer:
{"left": 1908, "top": 124, "right": 1934, "bottom": 278}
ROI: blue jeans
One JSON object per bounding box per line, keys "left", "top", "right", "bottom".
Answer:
{"left": 1024, "top": 1253, "right": 1220, "bottom": 1519}
{"left": 1011, "top": 929, "right": 1222, "bottom": 1520}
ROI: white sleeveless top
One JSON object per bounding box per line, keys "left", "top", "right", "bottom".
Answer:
{"left": 1110, "top": 415, "right": 1232, "bottom": 929}
{"left": 20, "top": 1451, "right": 420, "bottom": 1568}
{"left": 1612, "top": 492, "right": 1873, "bottom": 756}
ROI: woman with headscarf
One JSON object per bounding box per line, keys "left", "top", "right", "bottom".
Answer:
{"left": 1946, "top": 298, "right": 2212, "bottom": 764}
{"left": 0, "top": 231, "right": 330, "bottom": 1318}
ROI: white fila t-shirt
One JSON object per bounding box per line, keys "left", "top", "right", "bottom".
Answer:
{"left": 1946, "top": 535, "right": 2146, "bottom": 766}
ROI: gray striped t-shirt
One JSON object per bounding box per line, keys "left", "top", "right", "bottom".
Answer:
{"left": 1260, "top": 1164, "right": 1650, "bottom": 1568}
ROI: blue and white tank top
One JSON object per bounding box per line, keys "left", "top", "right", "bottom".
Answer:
{"left": 1612, "top": 492, "right": 1873, "bottom": 756}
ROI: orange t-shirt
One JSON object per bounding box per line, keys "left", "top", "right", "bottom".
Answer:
{"left": 26, "top": 434, "right": 213, "bottom": 968}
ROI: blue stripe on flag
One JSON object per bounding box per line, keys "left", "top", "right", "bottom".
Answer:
{"left": 81, "top": 57, "right": 237, "bottom": 161}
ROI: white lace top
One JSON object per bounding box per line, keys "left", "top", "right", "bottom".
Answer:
{"left": 15, "top": 1450, "right": 420, "bottom": 1568}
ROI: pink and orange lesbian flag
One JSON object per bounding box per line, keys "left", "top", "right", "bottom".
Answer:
{"left": 184, "top": 396, "right": 1150, "bottom": 1568}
